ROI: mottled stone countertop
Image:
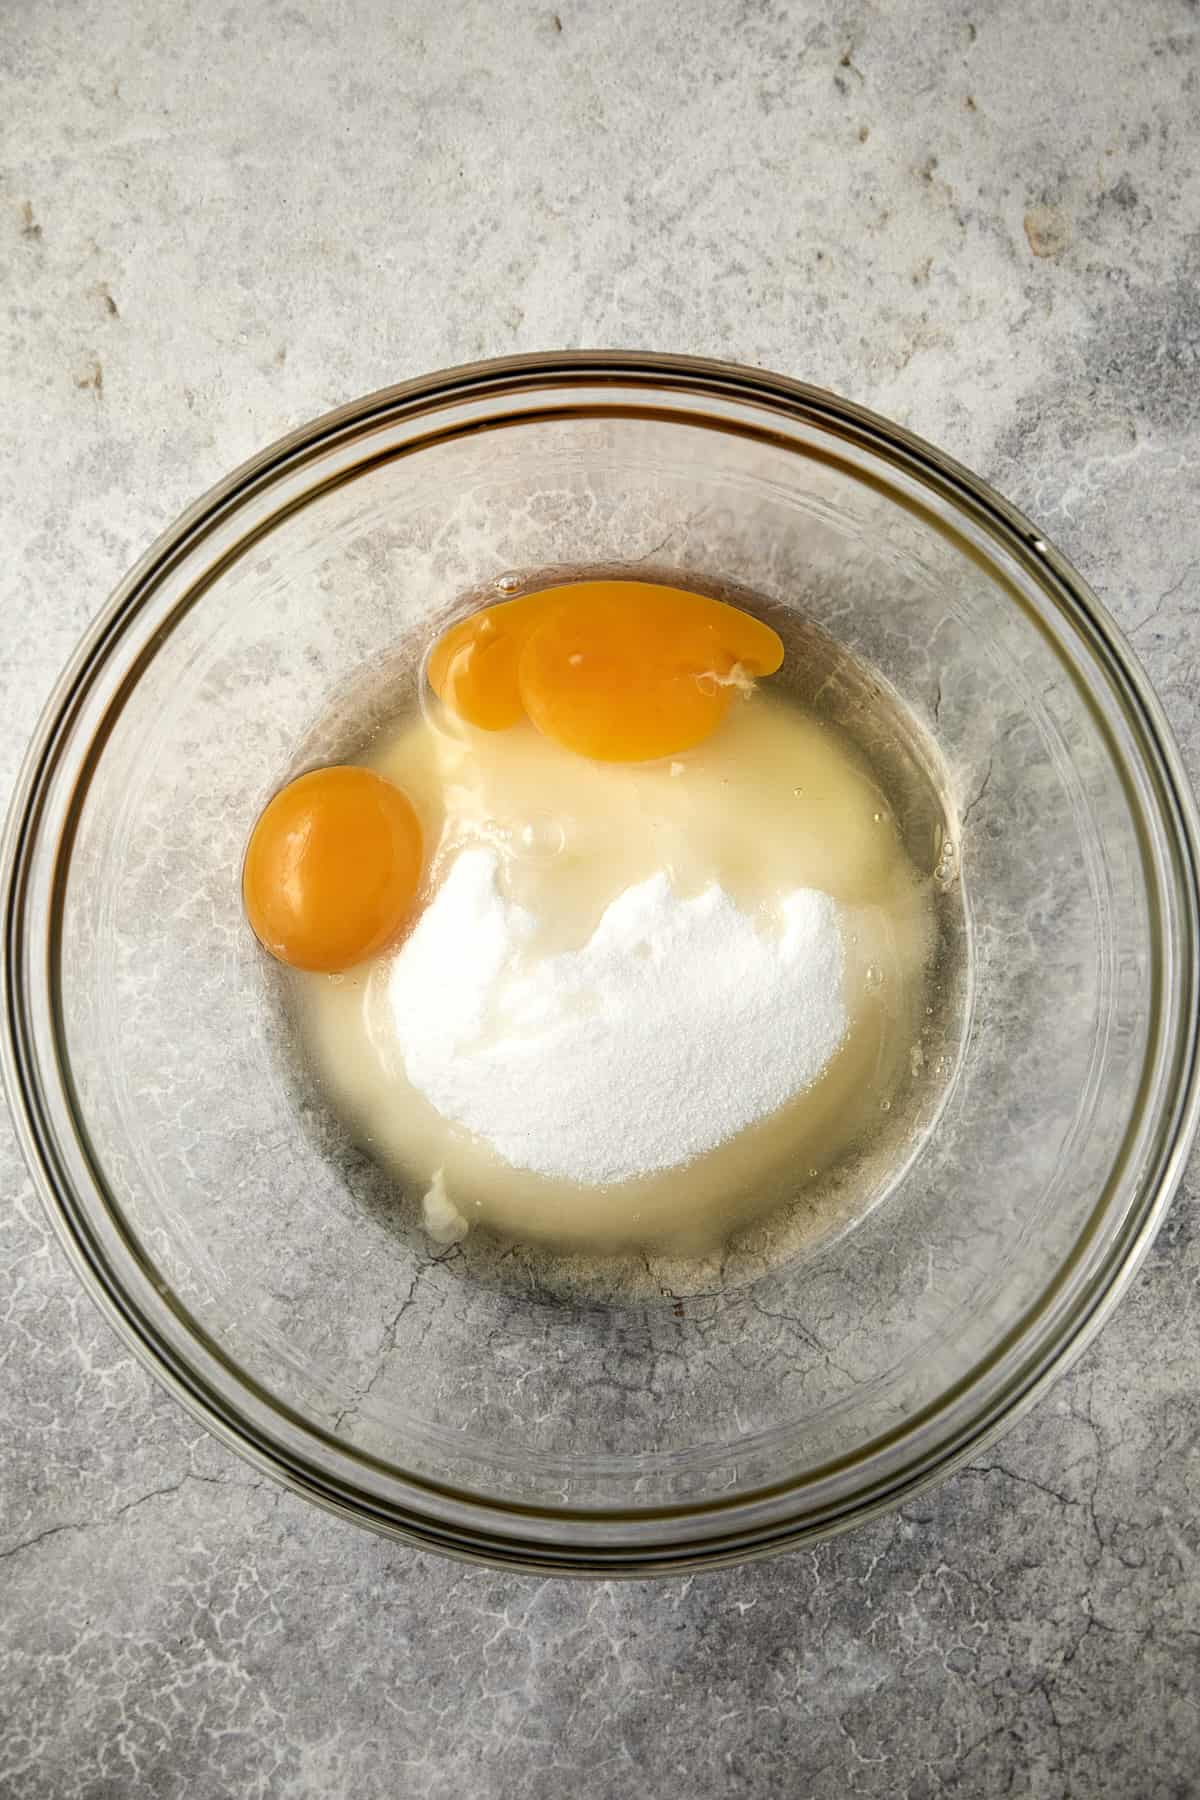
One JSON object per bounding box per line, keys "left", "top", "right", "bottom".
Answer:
{"left": 3, "top": 1, "right": 1199, "bottom": 1794}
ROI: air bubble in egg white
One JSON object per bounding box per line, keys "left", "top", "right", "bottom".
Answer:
{"left": 518, "top": 815, "right": 568, "bottom": 860}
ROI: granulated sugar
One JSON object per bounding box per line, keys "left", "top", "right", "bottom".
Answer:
{"left": 297, "top": 695, "right": 943, "bottom": 1261}
{"left": 385, "top": 848, "right": 846, "bottom": 1185}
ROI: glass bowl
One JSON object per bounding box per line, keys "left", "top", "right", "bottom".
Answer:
{"left": 4, "top": 353, "right": 1198, "bottom": 1575}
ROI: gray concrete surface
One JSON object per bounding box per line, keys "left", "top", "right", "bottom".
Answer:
{"left": 3, "top": 0, "right": 1199, "bottom": 1794}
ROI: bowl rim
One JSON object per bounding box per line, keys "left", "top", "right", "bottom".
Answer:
{"left": 5, "top": 349, "right": 1199, "bottom": 1575}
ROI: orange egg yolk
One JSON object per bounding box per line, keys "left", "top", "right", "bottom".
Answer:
{"left": 427, "top": 581, "right": 784, "bottom": 762}
{"left": 243, "top": 765, "right": 423, "bottom": 972}
{"left": 424, "top": 590, "right": 547, "bottom": 731}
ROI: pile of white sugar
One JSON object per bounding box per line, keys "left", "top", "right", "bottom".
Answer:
{"left": 385, "top": 849, "right": 847, "bottom": 1186}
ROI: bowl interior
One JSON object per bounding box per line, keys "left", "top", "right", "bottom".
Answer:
{"left": 16, "top": 364, "right": 1195, "bottom": 1562}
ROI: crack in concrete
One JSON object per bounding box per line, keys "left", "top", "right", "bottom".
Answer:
{"left": 0, "top": 1470, "right": 277, "bottom": 1564}
{"left": 961, "top": 756, "right": 994, "bottom": 830}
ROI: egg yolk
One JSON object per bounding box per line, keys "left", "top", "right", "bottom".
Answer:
{"left": 243, "top": 766, "right": 423, "bottom": 972}
{"left": 427, "top": 581, "right": 784, "bottom": 762}
{"left": 425, "top": 591, "right": 547, "bottom": 731}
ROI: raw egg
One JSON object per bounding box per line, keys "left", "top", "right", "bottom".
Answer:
{"left": 427, "top": 581, "right": 784, "bottom": 762}
{"left": 425, "top": 591, "right": 547, "bottom": 731}
{"left": 243, "top": 765, "right": 423, "bottom": 972}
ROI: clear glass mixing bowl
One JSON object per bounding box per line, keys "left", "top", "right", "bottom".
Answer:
{"left": 4, "top": 353, "right": 1198, "bottom": 1574}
